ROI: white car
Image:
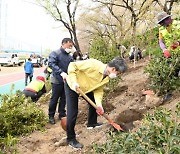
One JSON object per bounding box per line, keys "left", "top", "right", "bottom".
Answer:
{"left": 0, "top": 53, "right": 24, "bottom": 66}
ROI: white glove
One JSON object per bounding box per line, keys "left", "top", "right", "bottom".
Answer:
{"left": 72, "top": 82, "right": 79, "bottom": 92}
{"left": 60, "top": 72, "right": 68, "bottom": 81}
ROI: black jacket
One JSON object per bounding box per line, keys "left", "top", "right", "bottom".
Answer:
{"left": 48, "top": 48, "right": 74, "bottom": 83}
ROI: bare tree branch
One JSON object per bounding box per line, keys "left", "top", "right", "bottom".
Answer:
{"left": 35, "top": 0, "right": 81, "bottom": 53}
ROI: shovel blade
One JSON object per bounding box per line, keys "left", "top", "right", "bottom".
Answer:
{"left": 111, "top": 122, "right": 124, "bottom": 131}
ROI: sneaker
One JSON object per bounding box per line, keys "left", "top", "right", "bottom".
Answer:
{"left": 49, "top": 117, "right": 55, "bottom": 124}
{"left": 68, "top": 139, "right": 83, "bottom": 149}
{"left": 87, "top": 122, "right": 103, "bottom": 129}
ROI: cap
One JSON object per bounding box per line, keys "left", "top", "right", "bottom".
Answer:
{"left": 157, "top": 12, "right": 171, "bottom": 24}
{"left": 36, "top": 76, "right": 45, "bottom": 82}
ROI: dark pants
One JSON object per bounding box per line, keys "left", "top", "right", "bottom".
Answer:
{"left": 129, "top": 52, "right": 142, "bottom": 61}
{"left": 48, "top": 83, "right": 66, "bottom": 119}
{"left": 25, "top": 73, "right": 33, "bottom": 86}
{"left": 22, "top": 90, "right": 43, "bottom": 102}
{"left": 64, "top": 83, "right": 97, "bottom": 141}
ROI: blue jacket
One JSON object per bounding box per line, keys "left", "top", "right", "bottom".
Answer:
{"left": 24, "top": 61, "right": 33, "bottom": 74}
{"left": 48, "top": 48, "right": 74, "bottom": 83}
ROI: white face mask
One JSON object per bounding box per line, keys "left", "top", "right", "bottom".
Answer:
{"left": 65, "top": 48, "right": 72, "bottom": 53}
{"left": 76, "top": 56, "right": 80, "bottom": 60}
{"left": 109, "top": 73, "right": 117, "bottom": 79}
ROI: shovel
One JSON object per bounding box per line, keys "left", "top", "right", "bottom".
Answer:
{"left": 77, "top": 88, "right": 124, "bottom": 131}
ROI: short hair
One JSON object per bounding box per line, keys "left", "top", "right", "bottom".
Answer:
{"left": 61, "top": 38, "right": 73, "bottom": 44}
{"left": 108, "top": 56, "right": 128, "bottom": 73}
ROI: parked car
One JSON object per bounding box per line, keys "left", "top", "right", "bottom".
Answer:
{"left": 30, "top": 53, "right": 43, "bottom": 67}
{"left": 0, "top": 53, "right": 24, "bottom": 66}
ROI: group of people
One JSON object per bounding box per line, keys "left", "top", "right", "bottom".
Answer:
{"left": 21, "top": 11, "right": 179, "bottom": 150}
{"left": 129, "top": 46, "right": 143, "bottom": 61}
{"left": 117, "top": 44, "right": 143, "bottom": 61}
{"left": 46, "top": 38, "right": 128, "bottom": 149}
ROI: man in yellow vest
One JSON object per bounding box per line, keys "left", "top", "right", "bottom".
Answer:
{"left": 64, "top": 57, "right": 128, "bottom": 149}
{"left": 22, "top": 76, "right": 46, "bottom": 102}
{"left": 157, "top": 11, "right": 180, "bottom": 58}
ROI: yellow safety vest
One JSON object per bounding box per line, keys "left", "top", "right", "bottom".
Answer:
{"left": 159, "top": 20, "right": 180, "bottom": 50}
{"left": 47, "top": 67, "right": 52, "bottom": 73}
{"left": 26, "top": 80, "right": 44, "bottom": 92}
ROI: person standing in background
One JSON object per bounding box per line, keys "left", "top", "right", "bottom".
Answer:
{"left": 117, "top": 44, "right": 127, "bottom": 58}
{"left": 24, "top": 58, "right": 34, "bottom": 86}
{"left": 157, "top": 11, "right": 180, "bottom": 101}
{"left": 48, "top": 38, "right": 74, "bottom": 124}
{"left": 157, "top": 11, "right": 180, "bottom": 58}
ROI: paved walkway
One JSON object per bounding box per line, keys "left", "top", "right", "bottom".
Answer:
{"left": 0, "top": 67, "right": 45, "bottom": 95}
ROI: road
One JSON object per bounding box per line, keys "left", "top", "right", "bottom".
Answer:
{"left": 0, "top": 67, "right": 45, "bottom": 95}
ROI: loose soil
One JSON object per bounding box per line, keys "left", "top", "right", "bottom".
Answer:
{"left": 16, "top": 57, "right": 180, "bottom": 154}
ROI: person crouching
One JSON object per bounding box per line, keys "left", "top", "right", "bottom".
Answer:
{"left": 22, "top": 76, "right": 46, "bottom": 102}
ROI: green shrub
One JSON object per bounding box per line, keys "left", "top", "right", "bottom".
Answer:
{"left": 144, "top": 48, "right": 180, "bottom": 95}
{"left": 143, "top": 47, "right": 162, "bottom": 57}
{"left": 121, "top": 27, "right": 159, "bottom": 52}
{"left": 0, "top": 134, "right": 18, "bottom": 154}
{"left": 89, "top": 37, "right": 120, "bottom": 63}
{"left": 0, "top": 91, "right": 48, "bottom": 153}
{"left": 92, "top": 103, "right": 180, "bottom": 154}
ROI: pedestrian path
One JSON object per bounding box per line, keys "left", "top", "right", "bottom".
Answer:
{"left": 0, "top": 79, "right": 25, "bottom": 95}
{"left": 0, "top": 67, "right": 45, "bottom": 95}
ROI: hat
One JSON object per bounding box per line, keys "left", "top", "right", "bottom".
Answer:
{"left": 36, "top": 76, "right": 45, "bottom": 82}
{"left": 157, "top": 12, "right": 171, "bottom": 24}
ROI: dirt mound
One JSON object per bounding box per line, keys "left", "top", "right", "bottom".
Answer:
{"left": 17, "top": 57, "right": 180, "bottom": 154}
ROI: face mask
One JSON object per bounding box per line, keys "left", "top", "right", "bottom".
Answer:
{"left": 76, "top": 56, "right": 80, "bottom": 60}
{"left": 65, "top": 48, "right": 72, "bottom": 53}
{"left": 109, "top": 73, "right": 117, "bottom": 79}
{"left": 163, "top": 18, "right": 172, "bottom": 27}
{"left": 69, "top": 52, "right": 73, "bottom": 56}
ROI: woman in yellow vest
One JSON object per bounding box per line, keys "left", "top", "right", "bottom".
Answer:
{"left": 157, "top": 12, "right": 180, "bottom": 102}
{"left": 157, "top": 12, "right": 180, "bottom": 58}
{"left": 22, "top": 76, "right": 46, "bottom": 102}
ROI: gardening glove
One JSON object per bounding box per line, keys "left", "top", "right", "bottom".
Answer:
{"left": 171, "top": 42, "right": 179, "bottom": 50}
{"left": 96, "top": 106, "right": 104, "bottom": 116}
{"left": 72, "top": 82, "right": 80, "bottom": 92}
{"left": 60, "top": 72, "right": 68, "bottom": 81}
{"left": 163, "top": 50, "right": 171, "bottom": 58}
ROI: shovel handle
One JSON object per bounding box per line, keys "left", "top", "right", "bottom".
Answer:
{"left": 77, "top": 88, "right": 98, "bottom": 110}
{"left": 77, "top": 88, "right": 113, "bottom": 122}
{"left": 77, "top": 88, "right": 124, "bottom": 131}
